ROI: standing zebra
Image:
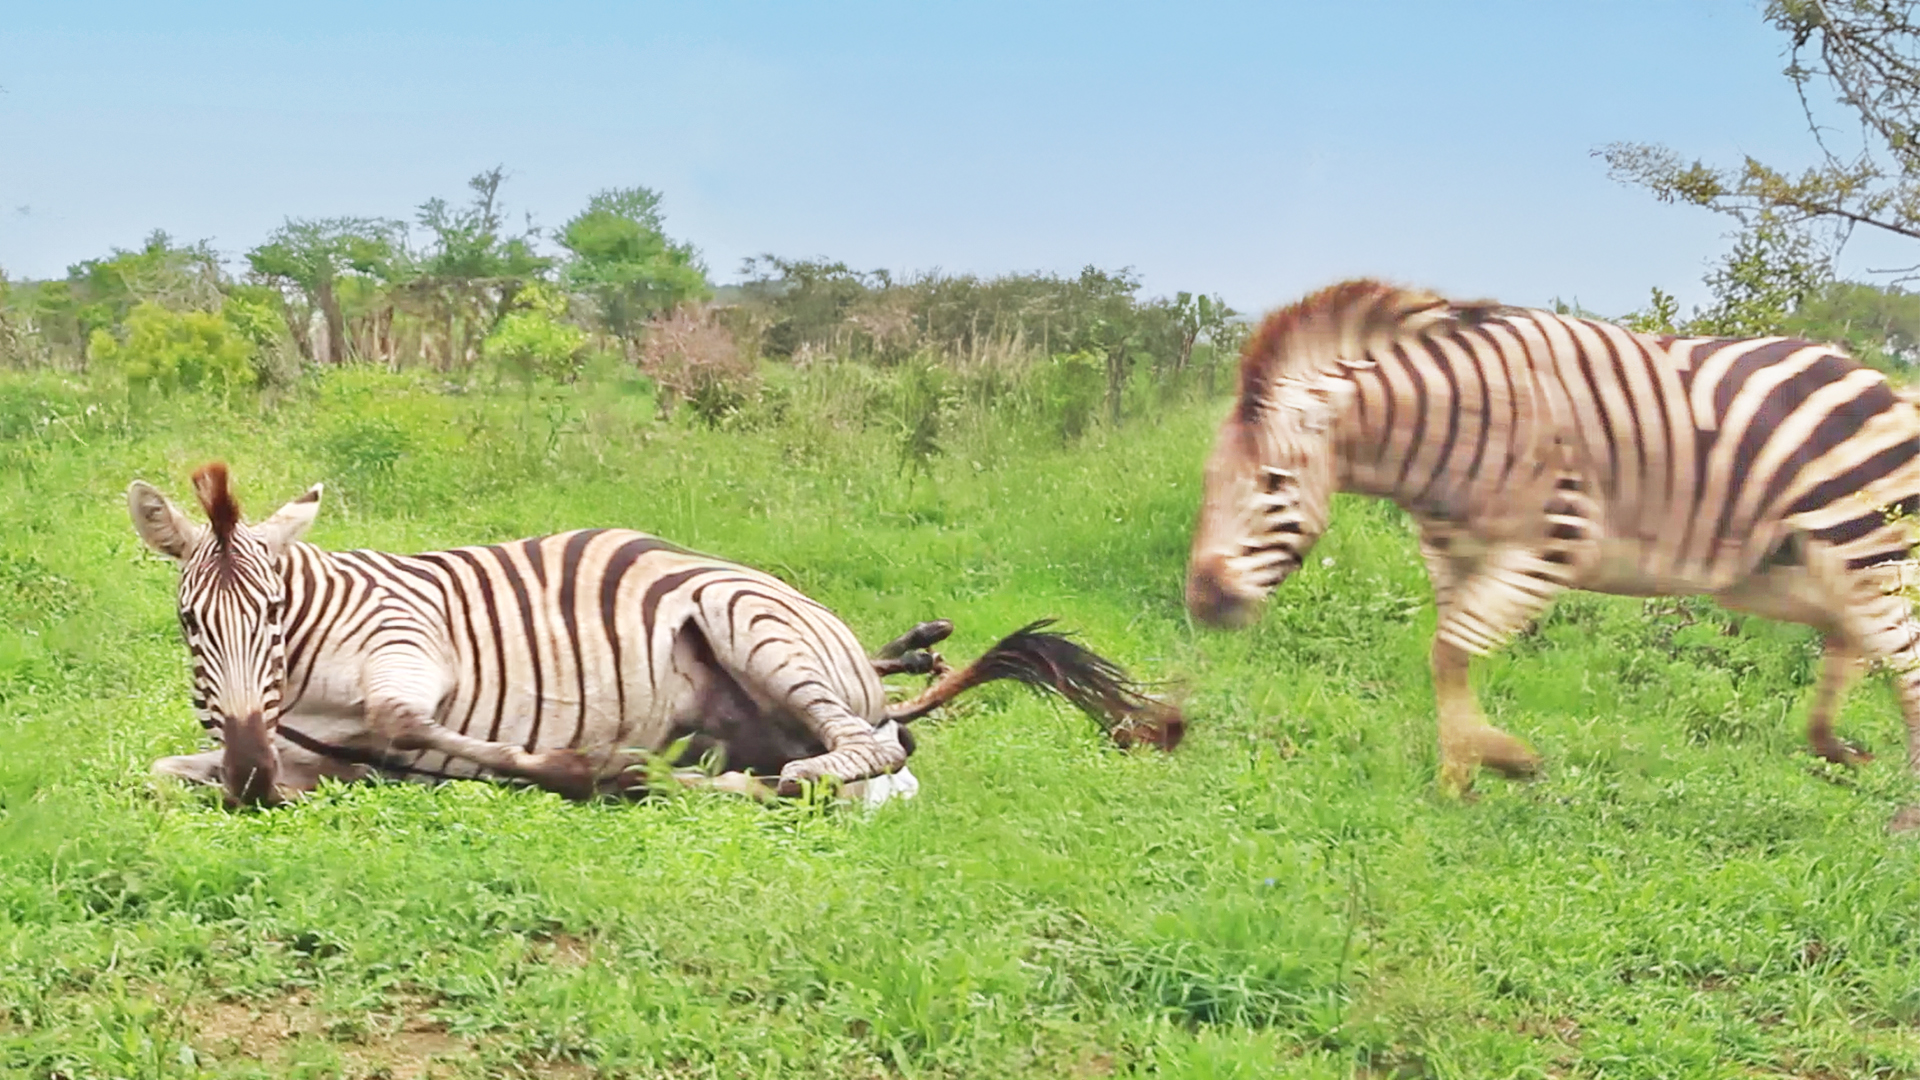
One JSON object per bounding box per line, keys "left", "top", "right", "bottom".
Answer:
{"left": 132, "top": 463, "right": 1181, "bottom": 807}
{"left": 1186, "top": 279, "right": 1920, "bottom": 798}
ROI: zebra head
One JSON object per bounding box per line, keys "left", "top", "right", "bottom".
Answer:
{"left": 1186, "top": 371, "right": 1353, "bottom": 628}
{"left": 127, "top": 463, "right": 322, "bottom": 806}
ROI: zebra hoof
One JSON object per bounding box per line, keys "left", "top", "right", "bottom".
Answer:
{"left": 774, "top": 772, "right": 842, "bottom": 800}
{"left": 875, "top": 619, "right": 955, "bottom": 659}
{"left": 529, "top": 749, "right": 600, "bottom": 802}
{"left": 1812, "top": 738, "right": 1874, "bottom": 767}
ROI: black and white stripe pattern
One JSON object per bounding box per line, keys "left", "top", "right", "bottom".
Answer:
{"left": 1188, "top": 279, "right": 1920, "bottom": 795}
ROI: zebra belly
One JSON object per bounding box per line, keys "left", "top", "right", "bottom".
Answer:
{"left": 1576, "top": 535, "right": 1714, "bottom": 598}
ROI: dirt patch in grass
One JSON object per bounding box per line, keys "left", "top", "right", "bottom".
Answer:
{"left": 538, "top": 931, "right": 594, "bottom": 968}
{"left": 192, "top": 992, "right": 468, "bottom": 1078}
{"left": 189, "top": 990, "right": 598, "bottom": 1079}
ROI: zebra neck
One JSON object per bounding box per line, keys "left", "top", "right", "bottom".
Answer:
{"left": 1331, "top": 373, "right": 1398, "bottom": 502}
{"left": 280, "top": 542, "right": 389, "bottom": 671}
{"left": 1333, "top": 354, "right": 1470, "bottom": 518}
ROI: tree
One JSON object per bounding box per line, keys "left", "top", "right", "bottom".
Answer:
{"left": 63, "top": 232, "right": 225, "bottom": 366}
{"left": 735, "top": 255, "right": 873, "bottom": 359}
{"left": 1690, "top": 216, "right": 1832, "bottom": 336}
{"left": 407, "top": 168, "right": 553, "bottom": 370}
{"left": 1601, "top": 1, "right": 1920, "bottom": 254}
{"left": 558, "top": 187, "right": 709, "bottom": 356}
{"left": 247, "top": 218, "right": 400, "bottom": 366}
{"left": 1789, "top": 278, "right": 1920, "bottom": 366}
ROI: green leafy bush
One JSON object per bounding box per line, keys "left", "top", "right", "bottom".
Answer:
{"left": 484, "top": 283, "right": 587, "bottom": 383}
{"left": 88, "top": 301, "right": 255, "bottom": 394}
{"left": 1042, "top": 350, "right": 1103, "bottom": 443}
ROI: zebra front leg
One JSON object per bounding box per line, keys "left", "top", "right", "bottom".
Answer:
{"left": 152, "top": 743, "right": 373, "bottom": 800}
{"left": 1432, "top": 639, "right": 1543, "bottom": 798}
{"left": 359, "top": 652, "right": 602, "bottom": 800}
{"left": 1426, "top": 542, "right": 1558, "bottom": 798}
{"left": 153, "top": 749, "right": 226, "bottom": 788}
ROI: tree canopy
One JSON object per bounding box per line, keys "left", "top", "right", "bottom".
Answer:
{"left": 558, "top": 186, "right": 710, "bottom": 351}
{"left": 1603, "top": 1, "right": 1920, "bottom": 250}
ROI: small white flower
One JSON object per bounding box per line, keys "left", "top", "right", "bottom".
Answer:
{"left": 1321, "top": 556, "right": 1336, "bottom": 568}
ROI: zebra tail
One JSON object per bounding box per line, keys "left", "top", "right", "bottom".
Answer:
{"left": 884, "top": 619, "right": 1185, "bottom": 751}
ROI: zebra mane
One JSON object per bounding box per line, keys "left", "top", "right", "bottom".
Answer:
{"left": 1236, "top": 279, "right": 1516, "bottom": 423}
{"left": 191, "top": 461, "right": 242, "bottom": 548}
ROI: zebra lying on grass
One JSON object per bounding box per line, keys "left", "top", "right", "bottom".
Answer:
{"left": 131, "top": 463, "right": 1183, "bottom": 808}
{"left": 1186, "top": 279, "right": 1920, "bottom": 799}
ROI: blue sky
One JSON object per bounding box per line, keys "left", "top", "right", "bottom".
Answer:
{"left": 0, "top": 1, "right": 1883, "bottom": 316}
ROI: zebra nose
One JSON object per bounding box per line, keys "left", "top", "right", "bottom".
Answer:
{"left": 222, "top": 710, "right": 282, "bottom": 808}
{"left": 1186, "top": 561, "right": 1258, "bottom": 628}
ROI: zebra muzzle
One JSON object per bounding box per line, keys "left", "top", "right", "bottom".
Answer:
{"left": 1186, "top": 561, "right": 1263, "bottom": 628}
{"left": 221, "top": 711, "right": 284, "bottom": 807}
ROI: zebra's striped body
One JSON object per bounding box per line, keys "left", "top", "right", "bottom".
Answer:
{"left": 264, "top": 529, "right": 901, "bottom": 787}
{"left": 132, "top": 465, "right": 1180, "bottom": 807}
{"left": 1187, "top": 280, "right": 1920, "bottom": 796}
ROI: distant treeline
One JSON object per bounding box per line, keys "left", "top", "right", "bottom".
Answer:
{"left": 0, "top": 169, "right": 1248, "bottom": 433}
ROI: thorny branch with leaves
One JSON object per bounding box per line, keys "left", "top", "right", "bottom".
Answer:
{"left": 1601, "top": 1, "right": 1920, "bottom": 252}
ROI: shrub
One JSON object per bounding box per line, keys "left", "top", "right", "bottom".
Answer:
{"left": 88, "top": 301, "right": 255, "bottom": 395}
{"left": 484, "top": 283, "right": 588, "bottom": 383}
{"left": 636, "top": 304, "right": 755, "bottom": 425}
{"left": 1043, "top": 350, "right": 1104, "bottom": 442}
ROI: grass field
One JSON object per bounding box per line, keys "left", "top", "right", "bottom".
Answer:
{"left": 4, "top": 364, "right": 1920, "bottom": 1079}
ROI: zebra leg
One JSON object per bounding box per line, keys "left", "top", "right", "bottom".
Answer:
{"left": 151, "top": 743, "right": 371, "bottom": 798}
{"left": 774, "top": 701, "right": 909, "bottom": 796}
{"left": 875, "top": 620, "right": 954, "bottom": 659}
{"left": 1715, "top": 564, "right": 1876, "bottom": 765}
{"left": 153, "top": 749, "right": 225, "bottom": 787}
{"left": 1431, "top": 640, "right": 1544, "bottom": 798}
{"left": 358, "top": 653, "right": 601, "bottom": 800}
{"left": 872, "top": 651, "right": 942, "bottom": 677}
{"left": 689, "top": 609, "right": 907, "bottom": 795}
{"left": 1720, "top": 549, "right": 1896, "bottom": 768}
{"left": 1807, "top": 636, "right": 1871, "bottom": 766}
{"left": 1424, "top": 539, "right": 1555, "bottom": 798}
{"left": 1838, "top": 572, "right": 1920, "bottom": 776}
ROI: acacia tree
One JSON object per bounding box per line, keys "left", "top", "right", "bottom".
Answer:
{"left": 558, "top": 186, "right": 709, "bottom": 358}
{"left": 407, "top": 168, "right": 552, "bottom": 369}
{"left": 1601, "top": 1, "right": 1920, "bottom": 358}
{"left": 247, "top": 218, "right": 400, "bottom": 365}
{"left": 1603, "top": 1, "right": 1920, "bottom": 252}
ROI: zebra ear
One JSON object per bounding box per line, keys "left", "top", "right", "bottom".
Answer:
{"left": 258, "top": 484, "right": 323, "bottom": 556}
{"left": 128, "top": 480, "right": 205, "bottom": 562}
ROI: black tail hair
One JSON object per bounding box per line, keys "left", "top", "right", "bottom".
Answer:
{"left": 886, "top": 619, "right": 1184, "bottom": 751}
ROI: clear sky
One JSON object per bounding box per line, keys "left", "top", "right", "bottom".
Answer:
{"left": 0, "top": 1, "right": 1877, "bottom": 317}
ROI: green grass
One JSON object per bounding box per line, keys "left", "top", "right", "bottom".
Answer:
{"left": 4, "top": 365, "right": 1920, "bottom": 1078}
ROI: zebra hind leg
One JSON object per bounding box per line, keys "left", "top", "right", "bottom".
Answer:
{"left": 1715, "top": 562, "right": 1877, "bottom": 767}
{"left": 1807, "top": 636, "right": 1872, "bottom": 766}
